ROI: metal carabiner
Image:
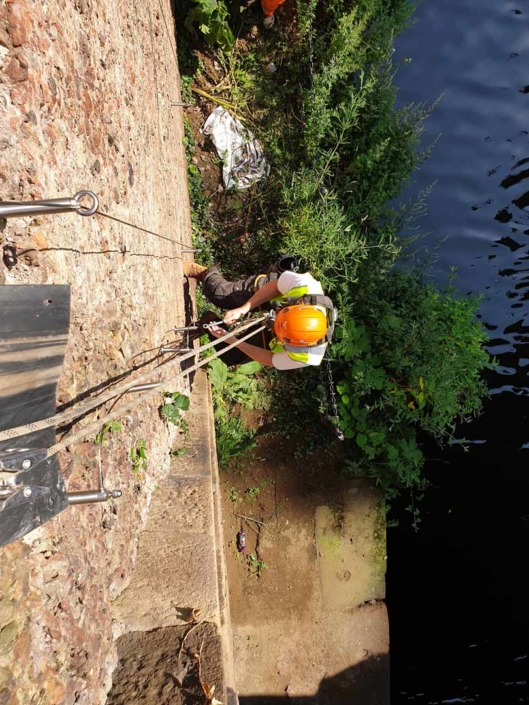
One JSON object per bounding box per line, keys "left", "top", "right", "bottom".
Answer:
{"left": 201, "top": 320, "right": 225, "bottom": 330}
{"left": 0, "top": 190, "right": 99, "bottom": 219}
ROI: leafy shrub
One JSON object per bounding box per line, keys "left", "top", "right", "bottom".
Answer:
{"left": 208, "top": 359, "right": 265, "bottom": 411}
{"left": 161, "top": 392, "right": 190, "bottom": 436}
{"left": 216, "top": 416, "right": 257, "bottom": 468}
{"left": 184, "top": 0, "right": 234, "bottom": 53}
{"left": 334, "top": 271, "right": 491, "bottom": 493}
{"left": 208, "top": 359, "right": 266, "bottom": 466}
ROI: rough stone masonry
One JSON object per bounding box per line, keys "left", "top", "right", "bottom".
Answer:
{"left": 0, "top": 0, "right": 193, "bottom": 702}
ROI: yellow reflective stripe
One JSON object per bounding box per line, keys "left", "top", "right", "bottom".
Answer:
{"left": 269, "top": 337, "right": 284, "bottom": 353}
{"left": 286, "top": 351, "right": 309, "bottom": 364}
{"left": 282, "top": 285, "right": 309, "bottom": 299}
{"left": 270, "top": 337, "right": 309, "bottom": 364}
{"left": 270, "top": 285, "right": 309, "bottom": 304}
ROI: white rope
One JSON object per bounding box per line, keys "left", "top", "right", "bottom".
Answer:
{"left": 0, "top": 316, "right": 266, "bottom": 444}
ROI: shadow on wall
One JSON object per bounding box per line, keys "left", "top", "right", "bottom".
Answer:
{"left": 238, "top": 654, "right": 389, "bottom": 705}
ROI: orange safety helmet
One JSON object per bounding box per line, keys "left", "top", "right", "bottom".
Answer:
{"left": 273, "top": 305, "right": 328, "bottom": 347}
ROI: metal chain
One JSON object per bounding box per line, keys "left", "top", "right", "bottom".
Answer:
{"left": 320, "top": 352, "right": 345, "bottom": 442}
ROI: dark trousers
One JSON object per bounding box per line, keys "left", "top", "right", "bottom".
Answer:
{"left": 202, "top": 266, "right": 259, "bottom": 309}
{"left": 201, "top": 266, "right": 271, "bottom": 366}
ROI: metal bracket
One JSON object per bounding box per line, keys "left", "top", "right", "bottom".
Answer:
{"left": 0, "top": 482, "right": 50, "bottom": 507}
{"left": 0, "top": 447, "right": 47, "bottom": 472}
{"left": 65, "top": 445, "right": 121, "bottom": 506}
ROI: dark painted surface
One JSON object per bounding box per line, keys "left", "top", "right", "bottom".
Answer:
{"left": 0, "top": 286, "right": 71, "bottom": 547}
{"left": 388, "top": 2, "right": 529, "bottom": 703}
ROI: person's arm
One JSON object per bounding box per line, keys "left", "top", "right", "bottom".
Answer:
{"left": 208, "top": 326, "right": 275, "bottom": 367}
{"left": 223, "top": 279, "right": 281, "bottom": 325}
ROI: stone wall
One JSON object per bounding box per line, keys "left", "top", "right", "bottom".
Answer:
{"left": 0, "top": 1, "right": 193, "bottom": 702}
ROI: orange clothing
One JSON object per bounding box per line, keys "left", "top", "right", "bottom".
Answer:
{"left": 261, "top": 0, "right": 286, "bottom": 16}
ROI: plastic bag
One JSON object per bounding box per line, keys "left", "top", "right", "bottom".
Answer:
{"left": 202, "top": 106, "right": 270, "bottom": 190}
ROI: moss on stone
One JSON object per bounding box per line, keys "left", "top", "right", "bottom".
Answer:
{"left": 317, "top": 525, "right": 342, "bottom": 557}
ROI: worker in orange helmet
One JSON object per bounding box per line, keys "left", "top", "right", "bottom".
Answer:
{"left": 183, "top": 260, "right": 336, "bottom": 370}
{"left": 261, "top": 0, "right": 286, "bottom": 28}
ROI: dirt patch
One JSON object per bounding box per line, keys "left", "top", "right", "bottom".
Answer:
{"left": 107, "top": 622, "right": 222, "bottom": 705}
{"left": 219, "top": 436, "right": 389, "bottom": 702}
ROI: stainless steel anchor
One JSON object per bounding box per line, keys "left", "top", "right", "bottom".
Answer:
{"left": 0, "top": 190, "right": 99, "bottom": 219}
{"left": 67, "top": 444, "right": 122, "bottom": 505}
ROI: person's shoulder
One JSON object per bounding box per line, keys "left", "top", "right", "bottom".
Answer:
{"left": 277, "top": 270, "right": 323, "bottom": 294}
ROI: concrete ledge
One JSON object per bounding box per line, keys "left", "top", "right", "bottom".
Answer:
{"left": 109, "top": 370, "right": 235, "bottom": 701}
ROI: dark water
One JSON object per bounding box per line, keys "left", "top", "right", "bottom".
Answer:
{"left": 387, "top": 1, "right": 529, "bottom": 703}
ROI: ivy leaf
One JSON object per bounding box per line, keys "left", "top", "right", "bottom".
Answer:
{"left": 356, "top": 433, "right": 367, "bottom": 447}
{"left": 161, "top": 405, "right": 180, "bottom": 424}
{"left": 237, "top": 361, "right": 262, "bottom": 375}
{"left": 171, "top": 393, "right": 190, "bottom": 411}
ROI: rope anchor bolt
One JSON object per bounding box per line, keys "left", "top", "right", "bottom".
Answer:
{"left": 0, "top": 191, "right": 99, "bottom": 219}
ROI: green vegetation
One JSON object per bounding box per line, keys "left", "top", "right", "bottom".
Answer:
{"left": 247, "top": 553, "right": 267, "bottom": 577}
{"left": 95, "top": 421, "right": 122, "bottom": 445}
{"left": 160, "top": 391, "right": 190, "bottom": 437}
{"left": 335, "top": 270, "right": 490, "bottom": 495}
{"left": 246, "top": 486, "right": 260, "bottom": 501}
{"left": 130, "top": 439, "right": 148, "bottom": 473}
{"left": 184, "top": 0, "right": 235, "bottom": 52}
{"left": 226, "top": 485, "right": 243, "bottom": 502}
{"left": 209, "top": 359, "right": 268, "bottom": 466}
{"left": 177, "top": 0, "right": 491, "bottom": 499}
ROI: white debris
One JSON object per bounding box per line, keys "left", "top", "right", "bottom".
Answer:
{"left": 202, "top": 106, "right": 270, "bottom": 190}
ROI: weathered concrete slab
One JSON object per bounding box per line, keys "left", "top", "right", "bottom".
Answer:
{"left": 226, "top": 472, "right": 389, "bottom": 704}
{"left": 315, "top": 483, "right": 387, "bottom": 609}
{"left": 110, "top": 370, "right": 235, "bottom": 701}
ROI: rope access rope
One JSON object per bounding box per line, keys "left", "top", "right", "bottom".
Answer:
{"left": 44, "top": 321, "right": 267, "bottom": 460}
{"left": 0, "top": 316, "right": 266, "bottom": 443}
